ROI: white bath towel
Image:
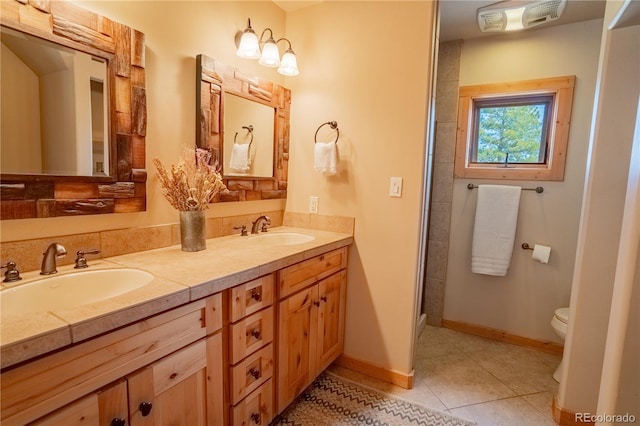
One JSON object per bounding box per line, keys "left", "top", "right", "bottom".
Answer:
{"left": 229, "top": 143, "right": 250, "bottom": 172}
{"left": 314, "top": 142, "right": 338, "bottom": 175}
{"left": 471, "top": 185, "right": 521, "bottom": 276}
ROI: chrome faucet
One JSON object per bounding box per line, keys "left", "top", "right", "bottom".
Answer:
{"left": 250, "top": 215, "right": 271, "bottom": 234}
{"left": 40, "top": 243, "right": 67, "bottom": 275}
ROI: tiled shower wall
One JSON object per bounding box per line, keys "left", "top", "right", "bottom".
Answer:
{"left": 424, "top": 40, "right": 462, "bottom": 326}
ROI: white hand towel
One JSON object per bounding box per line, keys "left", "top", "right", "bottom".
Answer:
{"left": 314, "top": 142, "right": 338, "bottom": 176}
{"left": 471, "top": 185, "right": 521, "bottom": 276}
{"left": 229, "top": 143, "right": 250, "bottom": 172}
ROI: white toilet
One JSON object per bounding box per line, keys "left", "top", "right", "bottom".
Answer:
{"left": 550, "top": 307, "right": 570, "bottom": 382}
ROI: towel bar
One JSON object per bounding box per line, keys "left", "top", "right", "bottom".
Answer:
{"left": 315, "top": 121, "right": 339, "bottom": 144}
{"left": 467, "top": 183, "right": 544, "bottom": 193}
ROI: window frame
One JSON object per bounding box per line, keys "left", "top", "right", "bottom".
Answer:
{"left": 454, "top": 76, "right": 575, "bottom": 181}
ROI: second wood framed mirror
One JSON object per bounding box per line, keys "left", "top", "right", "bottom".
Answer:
{"left": 196, "top": 54, "right": 290, "bottom": 202}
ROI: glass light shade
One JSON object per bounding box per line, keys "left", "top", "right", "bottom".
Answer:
{"left": 259, "top": 38, "right": 280, "bottom": 67}
{"left": 278, "top": 49, "right": 299, "bottom": 76}
{"left": 236, "top": 29, "right": 260, "bottom": 59}
{"left": 504, "top": 6, "right": 525, "bottom": 31}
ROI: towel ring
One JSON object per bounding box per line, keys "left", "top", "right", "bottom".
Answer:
{"left": 314, "top": 121, "right": 339, "bottom": 144}
{"left": 234, "top": 125, "right": 254, "bottom": 147}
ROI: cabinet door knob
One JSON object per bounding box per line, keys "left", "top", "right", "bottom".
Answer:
{"left": 139, "top": 401, "right": 153, "bottom": 417}
{"left": 321, "top": 296, "right": 328, "bottom": 302}
{"left": 249, "top": 367, "right": 261, "bottom": 380}
{"left": 250, "top": 412, "right": 261, "bottom": 424}
{"left": 313, "top": 301, "right": 320, "bottom": 307}
{"left": 111, "top": 418, "right": 126, "bottom": 426}
{"left": 249, "top": 328, "right": 261, "bottom": 339}
{"left": 251, "top": 290, "right": 262, "bottom": 301}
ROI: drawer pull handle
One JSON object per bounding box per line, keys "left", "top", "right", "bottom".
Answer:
{"left": 249, "top": 367, "right": 261, "bottom": 380}
{"left": 249, "top": 328, "right": 261, "bottom": 339}
{"left": 321, "top": 296, "right": 328, "bottom": 302}
{"left": 250, "top": 289, "right": 262, "bottom": 302}
{"left": 251, "top": 412, "right": 261, "bottom": 424}
{"left": 111, "top": 418, "right": 126, "bottom": 426}
{"left": 139, "top": 401, "right": 153, "bottom": 417}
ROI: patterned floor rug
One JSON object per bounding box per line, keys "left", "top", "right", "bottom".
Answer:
{"left": 271, "top": 372, "right": 476, "bottom": 426}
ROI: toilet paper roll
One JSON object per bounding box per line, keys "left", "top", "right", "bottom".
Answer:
{"left": 532, "top": 244, "right": 551, "bottom": 264}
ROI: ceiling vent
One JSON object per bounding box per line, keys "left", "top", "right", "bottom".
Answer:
{"left": 478, "top": 0, "right": 567, "bottom": 33}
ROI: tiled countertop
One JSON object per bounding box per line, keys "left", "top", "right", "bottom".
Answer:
{"left": 0, "top": 226, "right": 353, "bottom": 369}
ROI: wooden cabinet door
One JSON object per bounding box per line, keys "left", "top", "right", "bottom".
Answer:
{"left": 31, "top": 380, "right": 128, "bottom": 426}
{"left": 127, "top": 340, "right": 208, "bottom": 426}
{"left": 277, "top": 285, "right": 318, "bottom": 413}
{"left": 316, "top": 270, "right": 347, "bottom": 373}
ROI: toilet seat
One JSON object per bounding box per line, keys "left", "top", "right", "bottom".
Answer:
{"left": 554, "top": 307, "right": 569, "bottom": 324}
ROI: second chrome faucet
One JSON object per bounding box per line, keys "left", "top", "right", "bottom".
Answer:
{"left": 40, "top": 243, "right": 67, "bottom": 275}
{"left": 250, "top": 215, "right": 271, "bottom": 234}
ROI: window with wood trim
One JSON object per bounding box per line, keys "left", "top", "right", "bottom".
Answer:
{"left": 454, "top": 76, "right": 575, "bottom": 181}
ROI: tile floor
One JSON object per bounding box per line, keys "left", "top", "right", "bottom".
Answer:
{"left": 329, "top": 325, "right": 561, "bottom": 426}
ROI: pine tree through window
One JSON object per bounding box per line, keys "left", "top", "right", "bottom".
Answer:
{"left": 454, "top": 76, "right": 575, "bottom": 181}
{"left": 472, "top": 95, "right": 553, "bottom": 165}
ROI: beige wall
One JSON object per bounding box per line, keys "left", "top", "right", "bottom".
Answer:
{"left": 284, "top": 1, "right": 436, "bottom": 374}
{"left": 559, "top": 0, "right": 640, "bottom": 414}
{"left": 0, "top": 1, "right": 287, "bottom": 243}
{"left": 1, "top": 43, "right": 42, "bottom": 174}
{"left": 443, "top": 19, "right": 602, "bottom": 343}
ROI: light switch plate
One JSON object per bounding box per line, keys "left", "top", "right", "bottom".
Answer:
{"left": 309, "top": 196, "right": 319, "bottom": 213}
{"left": 389, "top": 177, "right": 403, "bottom": 198}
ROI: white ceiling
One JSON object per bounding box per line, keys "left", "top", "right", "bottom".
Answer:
{"left": 439, "top": 0, "right": 606, "bottom": 41}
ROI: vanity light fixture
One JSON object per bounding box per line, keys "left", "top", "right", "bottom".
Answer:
{"left": 477, "top": 0, "right": 567, "bottom": 33}
{"left": 236, "top": 18, "right": 299, "bottom": 76}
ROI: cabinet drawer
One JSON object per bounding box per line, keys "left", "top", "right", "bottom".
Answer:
{"left": 230, "top": 344, "right": 273, "bottom": 405}
{"left": 278, "top": 247, "right": 347, "bottom": 298}
{"left": 230, "top": 306, "right": 274, "bottom": 365}
{"left": 231, "top": 379, "right": 273, "bottom": 426}
{"left": 230, "top": 274, "right": 274, "bottom": 323}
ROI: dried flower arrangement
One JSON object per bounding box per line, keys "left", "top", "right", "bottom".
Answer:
{"left": 153, "top": 147, "right": 228, "bottom": 211}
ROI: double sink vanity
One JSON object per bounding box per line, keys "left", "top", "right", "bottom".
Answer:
{"left": 1, "top": 226, "right": 352, "bottom": 425}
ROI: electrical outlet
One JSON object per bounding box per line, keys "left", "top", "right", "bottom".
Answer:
{"left": 309, "top": 196, "right": 319, "bottom": 213}
{"left": 389, "top": 177, "right": 403, "bottom": 198}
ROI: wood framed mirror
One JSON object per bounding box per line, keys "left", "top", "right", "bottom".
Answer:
{"left": 0, "top": 0, "right": 147, "bottom": 220}
{"left": 196, "top": 54, "right": 290, "bottom": 202}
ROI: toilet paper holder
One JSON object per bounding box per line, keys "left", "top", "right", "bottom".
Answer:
{"left": 521, "top": 243, "right": 534, "bottom": 250}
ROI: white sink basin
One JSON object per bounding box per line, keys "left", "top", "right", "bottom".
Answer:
{"left": 246, "top": 232, "right": 315, "bottom": 246}
{"left": 0, "top": 268, "right": 154, "bottom": 316}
